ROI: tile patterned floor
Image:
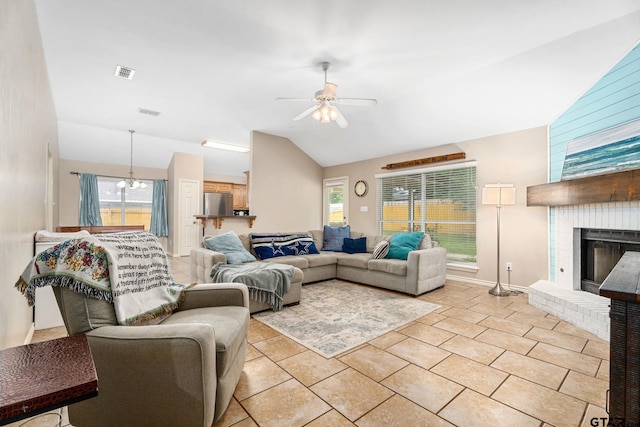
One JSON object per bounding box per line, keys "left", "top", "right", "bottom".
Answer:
{"left": 29, "top": 256, "right": 611, "bottom": 427}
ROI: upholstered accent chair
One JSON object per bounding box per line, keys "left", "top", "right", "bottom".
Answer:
{"left": 53, "top": 283, "right": 250, "bottom": 427}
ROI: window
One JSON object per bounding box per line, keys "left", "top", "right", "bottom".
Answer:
{"left": 97, "top": 177, "right": 154, "bottom": 230}
{"left": 376, "top": 162, "right": 477, "bottom": 265}
{"left": 323, "top": 177, "right": 348, "bottom": 226}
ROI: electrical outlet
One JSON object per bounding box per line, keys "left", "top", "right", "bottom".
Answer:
{"left": 506, "top": 262, "right": 513, "bottom": 271}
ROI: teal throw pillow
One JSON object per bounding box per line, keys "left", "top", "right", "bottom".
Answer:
{"left": 386, "top": 232, "right": 424, "bottom": 260}
{"left": 204, "top": 231, "right": 256, "bottom": 264}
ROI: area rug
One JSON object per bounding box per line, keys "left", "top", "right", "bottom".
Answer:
{"left": 253, "top": 279, "right": 440, "bottom": 358}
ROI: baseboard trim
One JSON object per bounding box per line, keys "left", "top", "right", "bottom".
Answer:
{"left": 446, "top": 274, "right": 529, "bottom": 294}
{"left": 24, "top": 323, "right": 35, "bottom": 345}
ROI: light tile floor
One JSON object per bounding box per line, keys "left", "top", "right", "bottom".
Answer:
{"left": 29, "top": 256, "right": 611, "bottom": 427}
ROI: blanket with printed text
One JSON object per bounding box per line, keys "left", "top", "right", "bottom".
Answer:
{"left": 16, "top": 231, "right": 186, "bottom": 325}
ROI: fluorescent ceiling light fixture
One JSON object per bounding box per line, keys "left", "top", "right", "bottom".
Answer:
{"left": 138, "top": 108, "right": 161, "bottom": 116}
{"left": 201, "top": 140, "right": 250, "bottom": 152}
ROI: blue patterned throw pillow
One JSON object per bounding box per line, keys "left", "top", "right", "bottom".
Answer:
{"left": 322, "top": 225, "right": 350, "bottom": 251}
{"left": 250, "top": 233, "right": 320, "bottom": 260}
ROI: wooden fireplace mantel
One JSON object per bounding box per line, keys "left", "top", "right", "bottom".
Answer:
{"left": 527, "top": 168, "right": 640, "bottom": 207}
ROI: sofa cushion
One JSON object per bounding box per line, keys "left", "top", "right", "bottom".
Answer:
{"left": 372, "top": 240, "right": 390, "bottom": 259}
{"left": 250, "top": 233, "right": 320, "bottom": 260}
{"left": 336, "top": 253, "right": 373, "bottom": 269}
{"left": 161, "top": 306, "right": 249, "bottom": 377}
{"left": 419, "top": 233, "right": 433, "bottom": 250}
{"left": 204, "top": 231, "right": 256, "bottom": 264}
{"left": 362, "top": 234, "right": 392, "bottom": 253}
{"left": 387, "top": 232, "right": 424, "bottom": 260}
{"left": 322, "top": 225, "right": 350, "bottom": 251}
{"left": 238, "top": 233, "right": 253, "bottom": 253}
{"left": 368, "top": 258, "right": 408, "bottom": 276}
{"left": 342, "top": 237, "right": 367, "bottom": 254}
{"left": 259, "top": 256, "right": 309, "bottom": 269}
{"left": 303, "top": 252, "right": 339, "bottom": 267}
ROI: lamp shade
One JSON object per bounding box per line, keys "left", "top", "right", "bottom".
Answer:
{"left": 482, "top": 184, "right": 515, "bottom": 205}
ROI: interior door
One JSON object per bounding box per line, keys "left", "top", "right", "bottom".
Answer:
{"left": 179, "top": 179, "right": 200, "bottom": 256}
{"left": 323, "top": 177, "right": 348, "bottom": 226}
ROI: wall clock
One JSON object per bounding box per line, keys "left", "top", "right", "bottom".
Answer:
{"left": 354, "top": 180, "right": 368, "bottom": 197}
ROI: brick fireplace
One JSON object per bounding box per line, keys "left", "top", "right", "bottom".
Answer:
{"left": 528, "top": 200, "right": 640, "bottom": 341}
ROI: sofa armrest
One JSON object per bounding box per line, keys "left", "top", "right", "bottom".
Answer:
{"left": 190, "top": 247, "right": 227, "bottom": 283}
{"left": 406, "top": 246, "right": 447, "bottom": 295}
{"left": 81, "top": 324, "right": 217, "bottom": 426}
{"left": 178, "top": 283, "right": 250, "bottom": 311}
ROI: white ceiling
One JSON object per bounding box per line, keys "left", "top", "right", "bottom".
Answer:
{"left": 34, "top": 1, "right": 640, "bottom": 176}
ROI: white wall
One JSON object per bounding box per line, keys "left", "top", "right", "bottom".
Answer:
{"left": 167, "top": 152, "right": 203, "bottom": 256}
{"left": 0, "top": 0, "right": 59, "bottom": 348}
{"left": 250, "top": 131, "right": 324, "bottom": 232}
{"left": 324, "top": 126, "right": 550, "bottom": 288}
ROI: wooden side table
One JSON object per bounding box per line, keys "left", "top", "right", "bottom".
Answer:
{"left": 0, "top": 334, "right": 98, "bottom": 426}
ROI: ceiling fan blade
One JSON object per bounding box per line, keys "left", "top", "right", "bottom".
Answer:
{"left": 334, "top": 107, "right": 349, "bottom": 128}
{"left": 293, "top": 104, "right": 319, "bottom": 121}
{"left": 335, "top": 98, "right": 378, "bottom": 107}
{"left": 276, "top": 97, "right": 316, "bottom": 103}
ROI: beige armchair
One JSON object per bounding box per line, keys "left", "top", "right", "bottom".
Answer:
{"left": 53, "top": 282, "right": 250, "bottom": 427}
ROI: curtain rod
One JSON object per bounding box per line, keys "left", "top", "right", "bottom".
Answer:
{"left": 69, "top": 171, "right": 168, "bottom": 182}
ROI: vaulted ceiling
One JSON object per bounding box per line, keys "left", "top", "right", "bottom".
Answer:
{"left": 34, "top": 1, "right": 640, "bottom": 176}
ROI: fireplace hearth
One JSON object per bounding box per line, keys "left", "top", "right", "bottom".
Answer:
{"left": 580, "top": 229, "right": 640, "bottom": 294}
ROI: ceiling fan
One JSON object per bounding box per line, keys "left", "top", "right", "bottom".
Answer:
{"left": 276, "top": 62, "right": 377, "bottom": 128}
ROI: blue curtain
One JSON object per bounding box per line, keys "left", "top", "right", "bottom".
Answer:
{"left": 150, "top": 179, "right": 168, "bottom": 236}
{"left": 79, "top": 174, "right": 103, "bottom": 226}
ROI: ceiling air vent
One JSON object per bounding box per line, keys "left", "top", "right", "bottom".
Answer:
{"left": 114, "top": 65, "right": 135, "bottom": 80}
{"left": 138, "top": 108, "right": 161, "bottom": 116}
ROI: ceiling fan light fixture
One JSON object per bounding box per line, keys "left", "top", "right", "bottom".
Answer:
{"left": 312, "top": 103, "right": 339, "bottom": 124}
{"left": 329, "top": 106, "right": 339, "bottom": 121}
{"left": 201, "top": 140, "right": 250, "bottom": 153}
{"left": 278, "top": 61, "right": 375, "bottom": 128}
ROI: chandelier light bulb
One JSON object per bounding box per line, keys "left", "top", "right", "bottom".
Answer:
{"left": 311, "top": 103, "right": 339, "bottom": 124}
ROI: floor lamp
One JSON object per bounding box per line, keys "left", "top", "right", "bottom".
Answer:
{"left": 482, "top": 184, "right": 516, "bottom": 296}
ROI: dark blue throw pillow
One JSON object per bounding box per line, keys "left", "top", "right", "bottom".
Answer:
{"left": 342, "top": 237, "right": 367, "bottom": 254}
{"left": 322, "top": 225, "right": 351, "bottom": 251}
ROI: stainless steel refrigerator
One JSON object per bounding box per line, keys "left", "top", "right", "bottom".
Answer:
{"left": 203, "top": 192, "right": 233, "bottom": 216}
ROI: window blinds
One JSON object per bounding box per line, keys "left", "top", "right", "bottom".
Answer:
{"left": 376, "top": 162, "right": 477, "bottom": 265}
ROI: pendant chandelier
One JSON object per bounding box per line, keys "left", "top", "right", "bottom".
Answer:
{"left": 117, "top": 130, "right": 146, "bottom": 189}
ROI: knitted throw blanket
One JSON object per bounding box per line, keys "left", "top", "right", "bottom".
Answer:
{"left": 16, "top": 231, "right": 185, "bottom": 325}
{"left": 210, "top": 262, "right": 293, "bottom": 311}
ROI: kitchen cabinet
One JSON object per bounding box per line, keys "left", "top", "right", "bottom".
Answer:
{"left": 203, "top": 181, "right": 248, "bottom": 209}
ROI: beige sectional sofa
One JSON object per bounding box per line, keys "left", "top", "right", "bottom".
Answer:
{"left": 190, "top": 229, "right": 447, "bottom": 313}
